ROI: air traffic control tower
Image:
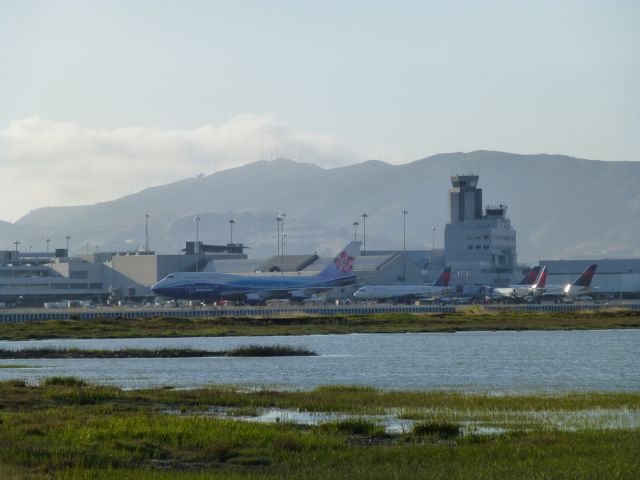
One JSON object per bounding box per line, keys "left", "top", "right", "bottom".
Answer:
{"left": 444, "top": 175, "right": 517, "bottom": 289}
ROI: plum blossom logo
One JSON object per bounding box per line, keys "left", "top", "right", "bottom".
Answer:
{"left": 334, "top": 251, "right": 355, "bottom": 273}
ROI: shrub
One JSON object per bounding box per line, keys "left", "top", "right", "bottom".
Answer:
{"left": 412, "top": 421, "right": 460, "bottom": 438}
{"left": 334, "top": 418, "right": 381, "bottom": 435}
{"left": 225, "top": 344, "right": 316, "bottom": 357}
{"left": 42, "top": 377, "right": 88, "bottom": 387}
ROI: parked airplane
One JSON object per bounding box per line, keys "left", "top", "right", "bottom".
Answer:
{"left": 151, "top": 241, "right": 361, "bottom": 304}
{"left": 540, "top": 264, "right": 598, "bottom": 300}
{"left": 489, "top": 266, "right": 543, "bottom": 301}
{"left": 352, "top": 267, "right": 452, "bottom": 302}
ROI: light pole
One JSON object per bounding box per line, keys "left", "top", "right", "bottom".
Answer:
{"left": 65, "top": 235, "right": 71, "bottom": 257}
{"left": 13, "top": 240, "right": 20, "bottom": 259}
{"left": 432, "top": 226, "right": 436, "bottom": 250}
{"left": 276, "top": 215, "right": 282, "bottom": 256}
{"left": 86, "top": 242, "right": 90, "bottom": 254}
{"left": 361, "top": 213, "right": 368, "bottom": 254}
{"left": 352, "top": 221, "right": 359, "bottom": 241}
{"left": 279, "top": 212, "right": 286, "bottom": 262}
{"left": 281, "top": 233, "right": 287, "bottom": 274}
{"left": 145, "top": 213, "right": 150, "bottom": 253}
{"left": 229, "top": 219, "right": 235, "bottom": 245}
{"left": 401, "top": 209, "right": 408, "bottom": 283}
{"left": 46, "top": 237, "right": 50, "bottom": 254}
{"left": 193, "top": 216, "right": 201, "bottom": 272}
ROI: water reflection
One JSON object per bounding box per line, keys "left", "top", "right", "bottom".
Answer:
{"left": 0, "top": 330, "right": 638, "bottom": 393}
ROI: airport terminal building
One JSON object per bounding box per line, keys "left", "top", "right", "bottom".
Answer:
{"left": 539, "top": 258, "right": 640, "bottom": 299}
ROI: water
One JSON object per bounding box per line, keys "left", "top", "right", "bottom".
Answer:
{"left": 0, "top": 330, "right": 638, "bottom": 392}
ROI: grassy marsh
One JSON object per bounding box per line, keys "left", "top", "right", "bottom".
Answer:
{"left": 0, "top": 379, "right": 638, "bottom": 478}
{"left": 0, "top": 344, "right": 316, "bottom": 359}
{"left": 0, "top": 309, "right": 639, "bottom": 340}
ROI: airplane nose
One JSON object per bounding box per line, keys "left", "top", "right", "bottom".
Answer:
{"left": 151, "top": 281, "right": 169, "bottom": 296}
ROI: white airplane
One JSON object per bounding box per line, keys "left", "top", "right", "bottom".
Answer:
{"left": 539, "top": 264, "right": 598, "bottom": 300}
{"left": 487, "top": 266, "right": 540, "bottom": 300}
{"left": 353, "top": 267, "right": 451, "bottom": 302}
{"left": 489, "top": 266, "right": 544, "bottom": 301}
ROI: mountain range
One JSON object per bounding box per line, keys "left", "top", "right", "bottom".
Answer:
{"left": 3, "top": 151, "right": 639, "bottom": 264}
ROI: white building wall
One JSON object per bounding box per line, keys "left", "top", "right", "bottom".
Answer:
{"left": 540, "top": 259, "right": 640, "bottom": 294}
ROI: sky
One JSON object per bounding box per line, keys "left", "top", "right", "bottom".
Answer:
{"left": 0, "top": 0, "right": 638, "bottom": 222}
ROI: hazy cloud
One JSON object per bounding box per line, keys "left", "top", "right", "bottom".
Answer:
{"left": 0, "top": 115, "right": 358, "bottom": 222}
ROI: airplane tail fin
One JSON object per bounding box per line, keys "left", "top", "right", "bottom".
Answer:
{"left": 434, "top": 267, "right": 452, "bottom": 287}
{"left": 574, "top": 264, "right": 597, "bottom": 287}
{"left": 518, "top": 266, "right": 540, "bottom": 285}
{"left": 318, "top": 241, "right": 361, "bottom": 277}
{"left": 533, "top": 266, "right": 547, "bottom": 289}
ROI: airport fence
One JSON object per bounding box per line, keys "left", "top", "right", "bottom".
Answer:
{"left": 0, "top": 303, "right": 639, "bottom": 323}
{"left": 0, "top": 304, "right": 455, "bottom": 323}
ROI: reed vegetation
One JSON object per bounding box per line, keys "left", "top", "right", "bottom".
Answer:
{"left": 0, "top": 345, "right": 316, "bottom": 359}
{"left": 0, "top": 379, "right": 638, "bottom": 478}
{"left": 0, "top": 309, "right": 638, "bottom": 340}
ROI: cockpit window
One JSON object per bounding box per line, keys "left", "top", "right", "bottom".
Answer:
{"left": 167, "top": 275, "right": 175, "bottom": 279}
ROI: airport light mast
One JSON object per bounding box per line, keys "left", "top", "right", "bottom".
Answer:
{"left": 229, "top": 219, "right": 235, "bottom": 245}
{"left": 279, "top": 212, "right": 286, "bottom": 265}
{"left": 145, "top": 213, "right": 150, "bottom": 253}
{"left": 401, "top": 209, "right": 408, "bottom": 283}
{"left": 361, "top": 213, "right": 368, "bottom": 254}
{"left": 352, "top": 221, "right": 359, "bottom": 241}
{"left": 281, "top": 233, "right": 287, "bottom": 275}
{"left": 193, "top": 216, "right": 200, "bottom": 272}
{"left": 276, "top": 215, "right": 282, "bottom": 256}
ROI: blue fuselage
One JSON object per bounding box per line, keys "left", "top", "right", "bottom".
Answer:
{"left": 151, "top": 272, "right": 357, "bottom": 301}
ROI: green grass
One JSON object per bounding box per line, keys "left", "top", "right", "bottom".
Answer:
{"left": 0, "top": 345, "right": 316, "bottom": 359}
{"left": 0, "top": 379, "right": 638, "bottom": 478}
{"left": 2, "top": 379, "right": 639, "bottom": 415}
{"left": 0, "top": 309, "right": 639, "bottom": 340}
{"left": 43, "top": 376, "right": 89, "bottom": 387}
